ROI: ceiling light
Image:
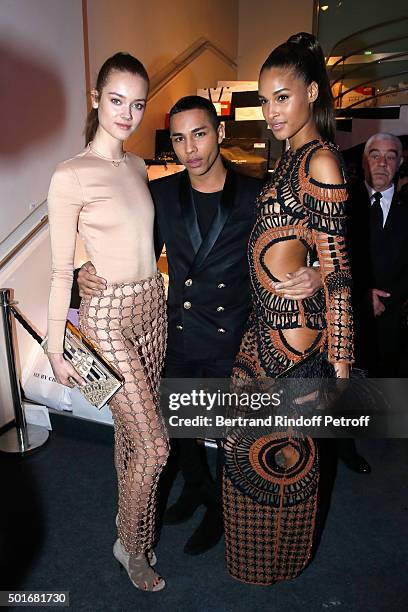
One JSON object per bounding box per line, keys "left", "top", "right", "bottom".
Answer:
{"left": 321, "top": 4, "right": 329, "bottom": 10}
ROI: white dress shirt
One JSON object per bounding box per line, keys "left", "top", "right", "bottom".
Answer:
{"left": 365, "top": 182, "right": 394, "bottom": 227}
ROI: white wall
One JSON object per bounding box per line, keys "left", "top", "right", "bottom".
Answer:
{"left": 237, "top": 0, "right": 314, "bottom": 80}
{"left": 85, "top": 0, "right": 239, "bottom": 158}
{"left": 0, "top": 0, "right": 86, "bottom": 246}
{"left": 0, "top": 230, "right": 51, "bottom": 427}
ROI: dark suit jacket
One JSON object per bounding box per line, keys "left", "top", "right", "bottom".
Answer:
{"left": 348, "top": 182, "right": 408, "bottom": 306}
{"left": 150, "top": 167, "right": 262, "bottom": 360}
{"left": 348, "top": 182, "right": 408, "bottom": 371}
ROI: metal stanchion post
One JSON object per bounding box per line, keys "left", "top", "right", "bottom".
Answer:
{"left": 0, "top": 288, "right": 49, "bottom": 453}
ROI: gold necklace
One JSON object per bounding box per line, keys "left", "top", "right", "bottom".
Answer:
{"left": 89, "top": 143, "right": 126, "bottom": 167}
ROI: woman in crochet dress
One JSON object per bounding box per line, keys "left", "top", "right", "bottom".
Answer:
{"left": 46, "top": 53, "right": 168, "bottom": 592}
{"left": 223, "top": 33, "right": 353, "bottom": 585}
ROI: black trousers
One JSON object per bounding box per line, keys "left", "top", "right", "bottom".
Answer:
{"left": 372, "top": 308, "right": 406, "bottom": 376}
{"left": 160, "top": 352, "right": 234, "bottom": 505}
{"left": 356, "top": 299, "right": 406, "bottom": 377}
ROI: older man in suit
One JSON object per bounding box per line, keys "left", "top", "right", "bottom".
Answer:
{"left": 338, "top": 133, "right": 408, "bottom": 474}
{"left": 348, "top": 132, "right": 408, "bottom": 376}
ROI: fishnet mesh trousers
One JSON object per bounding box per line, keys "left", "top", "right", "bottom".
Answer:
{"left": 79, "top": 272, "right": 169, "bottom": 554}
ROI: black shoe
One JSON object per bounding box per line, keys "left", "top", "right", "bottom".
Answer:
{"left": 341, "top": 453, "right": 371, "bottom": 474}
{"left": 183, "top": 507, "right": 224, "bottom": 555}
{"left": 163, "top": 481, "right": 215, "bottom": 525}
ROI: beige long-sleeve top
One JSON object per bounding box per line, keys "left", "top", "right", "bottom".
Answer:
{"left": 47, "top": 146, "right": 157, "bottom": 353}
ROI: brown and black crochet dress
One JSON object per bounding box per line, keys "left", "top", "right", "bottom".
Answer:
{"left": 223, "top": 139, "right": 354, "bottom": 585}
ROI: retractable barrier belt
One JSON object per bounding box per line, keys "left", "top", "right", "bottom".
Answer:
{"left": 10, "top": 305, "right": 43, "bottom": 345}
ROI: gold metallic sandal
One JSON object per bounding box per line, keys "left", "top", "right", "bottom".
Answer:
{"left": 113, "top": 539, "right": 165, "bottom": 592}
{"left": 115, "top": 514, "right": 157, "bottom": 566}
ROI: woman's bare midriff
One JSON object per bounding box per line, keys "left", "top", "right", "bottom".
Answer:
{"left": 264, "top": 237, "right": 320, "bottom": 354}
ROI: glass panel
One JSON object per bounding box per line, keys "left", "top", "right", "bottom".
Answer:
{"left": 316, "top": 0, "right": 408, "bottom": 108}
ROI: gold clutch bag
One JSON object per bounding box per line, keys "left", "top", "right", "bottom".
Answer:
{"left": 42, "top": 321, "right": 124, "bottom": 409}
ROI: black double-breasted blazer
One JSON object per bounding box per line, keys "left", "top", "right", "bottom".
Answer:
{"left": 150, "top": 167, "right": 262, "bottom": 360}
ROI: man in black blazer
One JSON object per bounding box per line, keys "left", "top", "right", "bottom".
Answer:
{"left": 77, "top": 96, "right": 322, "bottom": 555}
{"left": 348, "top": 132, "right": 408, "bottom": 376}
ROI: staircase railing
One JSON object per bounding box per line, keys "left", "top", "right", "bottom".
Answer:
{"left": 148, "top": 37, "right": 237, "bottom": 101}
{"left": 338, "top": 86, "right": 408, "bottom": 113}
{"left": 327, "top": 17, "right": 408, "bottom": 62}
{"left": 335, "top": 71, "right": 408, "bottom": 105}
{"left": 331, "top": 51, "right": 408, "bottom": 87}
{"left": 326, "top": 17, "right": 408, "bottom": 111}
{"left": 0, "top": 213, "right": 48, "bottom": 271}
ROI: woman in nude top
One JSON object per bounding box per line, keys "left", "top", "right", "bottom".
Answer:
{"left": 223, "top": 33, "right": 354, "bottom": 584}
{"left": 47, "top": 53, "right": 168, "bottom": 591}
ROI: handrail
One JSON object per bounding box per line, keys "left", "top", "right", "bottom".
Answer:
{"left": 334, "top": 70, "right": 408, "bottom": 102}
{"left": 0, "top": 215, "right": 49, "bottom": 271}
{"left": 327, "top": 17, "right": 408, "bottom": 60}
{"left": 331, "top": 51, "right": 408, "bottom": 87}
{"left": 339, "top": 85, "right": 408, "bottom": 112}
{"left": 148, "top": 37, "right": 237, "bottom": 101}
{"left": 329, "top": 34, "right": 408, "bottom": 70}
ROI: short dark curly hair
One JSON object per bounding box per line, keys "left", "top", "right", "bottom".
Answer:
{"left": 169, "top": 95, "right": 220, "bottom": 130}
